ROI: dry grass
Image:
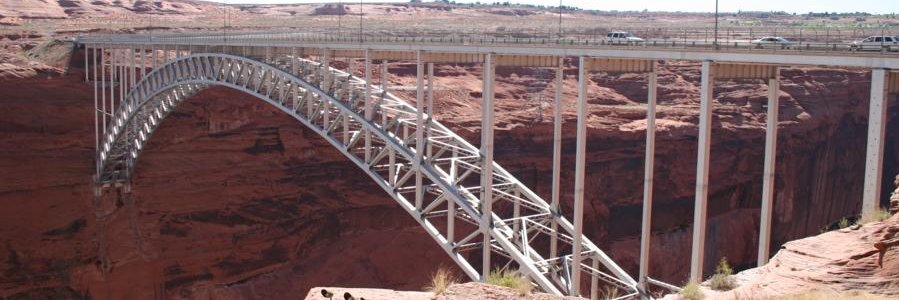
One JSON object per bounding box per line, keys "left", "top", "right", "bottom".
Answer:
{"left": 485, "top": 269, "right": 532, "bottom": 296}
{"left": 709, "top": 257, "right": 737, "bottom": 291}
{"left": 859, "top": 206, "right": 893, "bottom": 224}
{"left": 679, "top": 281, "right": 705, "bottom": 300}
{"left": 425, "top": 266, "right": 459, "bottom": 295}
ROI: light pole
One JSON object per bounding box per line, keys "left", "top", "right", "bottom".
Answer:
{"left": 558, "top": 0, "right": 563, "bottom": 39}
{"left": 359, "top": 0, "right": 363, "bottom": 43}
{"left": 714, "top": 0, "right": 719, "bottom": 48}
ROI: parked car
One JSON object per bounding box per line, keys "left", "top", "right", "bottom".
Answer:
{"left": 606, "top": 31, "right": 644, "bottom": 44}
{"left": 850, "top": 36, "right": 899, "bottom": 51}
{"left": 751, "top": 36, "right": 792, "bottom": 49}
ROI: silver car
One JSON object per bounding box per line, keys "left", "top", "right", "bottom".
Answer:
{"left": 751, "top": 36, "right": 792, "bottom": 49}
{"left": 851, "top": 36, "right": 899, "bottom": 51}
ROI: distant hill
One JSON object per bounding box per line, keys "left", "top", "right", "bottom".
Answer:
{"left": 0, "top": 0, "right": 221, "bottom": 19}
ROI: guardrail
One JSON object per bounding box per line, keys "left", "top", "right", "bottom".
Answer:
{"left": 81, "top": 30, "right": 899, "bottom": 56}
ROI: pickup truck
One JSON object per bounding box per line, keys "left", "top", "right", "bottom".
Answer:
{"left": 606, "top": 31, "right": 645, "bottom": 44}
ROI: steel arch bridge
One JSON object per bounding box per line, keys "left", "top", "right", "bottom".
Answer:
{"left": 92, "top": 52, "right": 639, "bottom": 298}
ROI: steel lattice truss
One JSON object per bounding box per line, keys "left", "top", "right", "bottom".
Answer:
{"left": 95, "top": 52, "right": 639, "bottom": 298}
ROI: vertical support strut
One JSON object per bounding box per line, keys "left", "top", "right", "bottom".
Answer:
{"left": 140, "top": 46, "right": 146, "bottom": 79}
{"left": 101, "top": 48, "right": 107, "bottom": 143}
{"left": 427, "top": 62, "right": 435, "bottom": 158}
{"left": 343, "top": 57, "right": 352, "bottom": 145}
{"left": 862, "top": 68, "right": 889, "bottom": 219}
{"left": 415, "top": 50, "right": 425, "bottom": 210}
{"left": 550, "top": 56, "right": 563, "bottom": 261}
{"left": 638, "top": 63, "right": 658, "bottom": 291}
{"left": 364, "top": 50, "right": 372, "bottom": 163}
{"left": 84, "top": 45, "right": 89, "bottom": 83}
{"left": 590, "top": 258, "right": 599, "bottom": 300}
{"left": 380, "top": 62, "right": 388, "bottom": 128}
{"left": 291, "top": 47, "right": 298, "bottom": 75}
{"left": 690, "top": 60, "right": 714, "bottom": 283}
{"left": 480, "top": 52, "right": 496, "bottom": 280}
{"left": 111, "top": 48, "right": 117, "bottom": 118}
{"left": 571, "top": 55, "right": 588, "bottom": 296}
{"left": 92, "top": 46, "right": 99, "bottom": 176}
{"left": 757, "top": 69, "right": 780, "bottom": 266}
{"left": 130, "top": 47, "right": 136, "bottom": 98}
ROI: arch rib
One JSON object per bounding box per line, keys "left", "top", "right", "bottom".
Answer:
{"left": 95, "top": 52, "right": 639, "bottom": 297}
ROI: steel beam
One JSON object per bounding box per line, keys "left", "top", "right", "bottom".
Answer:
{"left": 427, "top": 62, "right": 435, "bottom": 158}
{"left": 416, "top": 51, "right": 425, "bottom": 210}
{"left": 92, "top": 46, "right": 98, "bottom": 175}
{"left": 364, "top": 50, "right": 372, "bottom": 163}
{"left": 550, "top": 56, "right": 563, "bottom": 261}
{"left": 101, "top": 49, "right": 106, "bottom": 136}
{"left": 81, "top": 36, "right": 899, "bottom": 69}
{"left": 690, "top": 60, "right": 714, "bottom": 283}
{"left": 862, "top": 69, "right": 889, "bottom": 218}
{"left": 638, "top": 64, "right": 658, "bottom": 291}
{"left": 757, "top": 70, "right": 781, "bottom": 266}
{"left": 481, "top": 53, "right": 495, "bottom": 279}
{"left": 571, "top": 56, "right": 588, "bottom": 296}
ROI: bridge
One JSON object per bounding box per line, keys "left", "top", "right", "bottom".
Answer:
{"left": 78, "top": 32, "right": 899, "bottom": 299}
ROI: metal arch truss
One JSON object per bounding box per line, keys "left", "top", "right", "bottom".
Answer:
{"left": 94, "top": 52, "right": 640, "bottom": 298}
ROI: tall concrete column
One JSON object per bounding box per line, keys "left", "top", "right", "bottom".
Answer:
{"left": 638, "top": 64, "right": 658, "bottom": 291}
{"left": 415, "top": 51, "right": 425, "bottom": 210}
{"left": 480, "top": 53, "right": 495, "bottom": 280}
{"left": 550, "top": 57, "right": 563, "bottom": 262}
{"left": 758, "top": 70, "right": 780, "bottom": 266}
{"left": 427, "top": 62, "right": 435, "bottom": 158}
{"left": 862, "top": 68, "right": 889, "bottom": 218}
{"left": 690, "top": 60, "right": 714, "bottom": 283}
{"left": 364, "top": 50, "right": 372, "bottom": 163}
{"left": 571, "top": 56, "right": 588, "bottom": 296}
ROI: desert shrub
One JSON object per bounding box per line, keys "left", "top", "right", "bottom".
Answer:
{"left": 425, "top": 266, "right": 458, "bottom": 295}
{"left": 485, "top": 269, "right": 531, "bottom": 296}
{"left": 838, "top": 217, "right": 851, "bottom": 229}
{"left": 679, "top": 281, "right": 704, "bottom": 300}
{"left": 709, "top": 257, "right": 737, "bottom": 291}
{"left": 860, "top": 206, "right": 893, "bottom": 224}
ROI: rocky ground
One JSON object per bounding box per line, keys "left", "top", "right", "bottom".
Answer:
{"left": 303, "top": 282, "right": 581, "bottom": 300}
{"left": 662, "top": 212, "right": 899, "bottom": 299}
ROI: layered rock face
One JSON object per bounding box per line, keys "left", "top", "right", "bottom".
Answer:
{"left": 679, "top": 213, "right": 899, "bottom": 299}
{"left": 1, "top": 50, "right": 897, "bottom": 299}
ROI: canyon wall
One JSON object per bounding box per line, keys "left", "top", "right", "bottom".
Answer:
{"left": 0, "top": 49, "right": 897, "bottom": 298}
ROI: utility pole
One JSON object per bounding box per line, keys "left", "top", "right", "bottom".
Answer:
{"left": 558, "top": 0, "right": 563, "bottom": 39}
{"left": 359, "top": 0, "right": 364, "bottom": 43}
{"left": 338, "top": 1, "right": 343, "bottom": 37}
{"left": 714, "top": 0, "right": 719, "bottom": 49}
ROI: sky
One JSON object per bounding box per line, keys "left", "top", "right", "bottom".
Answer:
{"left": 209, "top": 0, "right": 897, "bottom": 14}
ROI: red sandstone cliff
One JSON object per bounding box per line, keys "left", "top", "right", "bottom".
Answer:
{"left": 0, "top": 46, "right": 897, "bottom": 299}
